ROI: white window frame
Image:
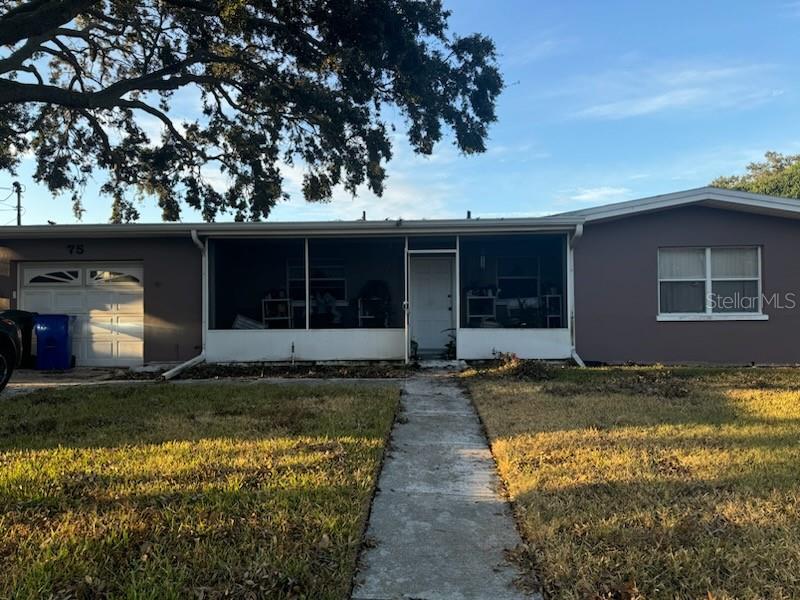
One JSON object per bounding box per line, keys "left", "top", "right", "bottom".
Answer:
{"left": 22, "top": 267, "right": 82, "bottom": 286}
{"left": 657, "top": 246, "right": 767, "bottom": 322}
{"left": 86, "top": 266, "right": 144, "bottom": 287}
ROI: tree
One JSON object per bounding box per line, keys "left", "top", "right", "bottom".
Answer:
{"left": 711, "top": 151, "right": 800, "bottom": 199}
{"left": 0, "top": 0, "right": 502, "bottom": 222}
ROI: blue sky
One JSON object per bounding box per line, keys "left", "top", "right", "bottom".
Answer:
{"left": 3, "top": 0, "right": 800, "bottom": 224}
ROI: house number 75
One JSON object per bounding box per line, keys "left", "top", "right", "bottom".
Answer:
{"left": 67, "top": 244, "right": 85, "bottom": 255}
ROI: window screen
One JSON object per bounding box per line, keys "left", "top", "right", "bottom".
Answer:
{"left": 459, "top": 234, "right": 566, "bottom": 328}
{"left": 210, "top": 239, "right": 306, "bottom": 329}
{"left": 307, "top": 237, "right": 404, "bottom": 328}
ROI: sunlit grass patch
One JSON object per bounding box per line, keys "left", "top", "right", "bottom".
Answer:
{"left": 0, "top": 382, "right": 398, "bottom": 599}
{"left": 469, "top": 368, "right": 800, "bottom": 599}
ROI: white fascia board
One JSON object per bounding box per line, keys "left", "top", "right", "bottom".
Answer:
{"left": 560, "top": 187, "right": 800, "bottom": 223}
{"left": 0, "top": 216, "right": 583, "bottom": 239}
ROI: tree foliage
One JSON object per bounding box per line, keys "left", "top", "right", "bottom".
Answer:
{"left": 711, "top": 151, "right": 800, "bottom": 199}
{"left": 0, "top": 0, "right": 502, "bottom": 222}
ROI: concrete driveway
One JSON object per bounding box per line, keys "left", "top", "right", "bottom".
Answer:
{"left": 1, "top": 367, "right": 145, "bottom": 397}
{"left": 1, "top": 368, "right": 403, "bottom": 398}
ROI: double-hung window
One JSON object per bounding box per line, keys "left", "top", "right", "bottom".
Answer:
{"left": 657, "top": 246, "right": 765, "bottom": 320}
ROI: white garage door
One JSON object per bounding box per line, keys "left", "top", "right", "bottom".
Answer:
{"left": 19, "top": 263, "right": 144, "bottom": 367}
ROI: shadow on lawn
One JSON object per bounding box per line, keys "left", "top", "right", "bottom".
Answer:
{"left": 0, "top": 382, "right": 394, "bottom": 451}
{"left": 2, "top": 481, "right": 366, "bottom": 599}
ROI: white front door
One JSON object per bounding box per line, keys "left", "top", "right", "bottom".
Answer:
{"left": 410, "top": 256, "right": 454, "bottom": 353}
{"left": 19, "top": 262, "right": 144, "bottom": 367}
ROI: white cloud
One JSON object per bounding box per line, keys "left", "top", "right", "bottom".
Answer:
{"left": 575, "top": 88, "right": 708, "bottom": 119}
{"left": 564, "top": 61, "right": 783, "bottom": 120}
{"left": 270, "top": 176, "right": 459, "bottom": 222}
{"left": 177, "top": 158, "right": 460, "bottom": 223}
{"left": 269, "top": 141, "right": 461, "bottom": 222}
{"left": 502, "top": 36, "right": 568, "bottom": 67}
{"left": 486, "top": 142, "right": 550, "bottom": 163}
{"left": 568, "top": 186, "right": 631, "bottom": 203}
{"left": 199, "top": 165, "right": 231, "bottom": 193}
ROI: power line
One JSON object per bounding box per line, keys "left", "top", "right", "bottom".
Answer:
{"left": 0, "top": 181, "right": 26, "bottom": 226}
{"left": 0, "top": 204, "right": 25, "bottom": 225}
{"left": 0, "top": 182, "right": 24, "bottom": 225}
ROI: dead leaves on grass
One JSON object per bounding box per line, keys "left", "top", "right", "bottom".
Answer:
{"left": 466, "top": 356, "right": 693, "bottom": 398}
{"left": 541, "top": 373, "right": 691, "bottom": 399}
{"left": 190, "top": 566, "right": 307, "bottom": 599}
{"left": 178, "top": 362, "right": 417, "bottom": 380}
{"left": 463, "top": 354, "right": 557, "bottom": 381}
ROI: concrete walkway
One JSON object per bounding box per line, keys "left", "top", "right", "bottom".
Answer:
{"left": 352, "top": 374, "right": 536, "bottom": 600}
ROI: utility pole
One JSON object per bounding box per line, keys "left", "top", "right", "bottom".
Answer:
{"left": 11, "top": 181, "right": 21, "bottom": 226}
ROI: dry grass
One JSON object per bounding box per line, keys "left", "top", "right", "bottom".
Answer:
{"left": 0, "top": 382, "right": 398, "bottom": 599}
{"left": 467, "top": 366, "right": 800, "bottom": 599}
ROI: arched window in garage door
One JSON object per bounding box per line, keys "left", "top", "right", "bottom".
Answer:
{"left": 87, "top": 267, "right": 143, "bottom": 286}
{"left": 24, "top": 268, "right": 81, "bottom": 286}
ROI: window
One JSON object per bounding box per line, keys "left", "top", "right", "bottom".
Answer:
{"left": 658, "top": 246, "right": 764, "bottom": 320}
{"left": 658, "top": 248, "right": 706, "bottom": 313}
{"left": 308, "top": 259, "right": 347, "bottom": 303}
{"left": 496, "top": 257, "right": 538, "bottom": 299}
{"left": 307, "top": 238, "right": 404, "bottom": 329}
{"left": 24, "top": 268, "right": 81, "bottom": 285}
{"left": 210, "top": 239, "right": 306, "bottom": 329}
{"left": 210, "top": 237, "right": 404, "bottom": 330}
{"left": 459, "top": 234, "right": 566, "bottom": 328}
{"left": 88, "top": 268, "right": 142, "bottom": 285}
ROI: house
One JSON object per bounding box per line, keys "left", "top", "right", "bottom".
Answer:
{"left": 0, "top": 186, "right": 798, "bottom": 367}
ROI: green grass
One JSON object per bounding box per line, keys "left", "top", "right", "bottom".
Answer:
{"left": 0, "top": 382, "right": 398, "bottom": 599}
{"left": 467, "top": 366, "right": 800, "bottom": 599}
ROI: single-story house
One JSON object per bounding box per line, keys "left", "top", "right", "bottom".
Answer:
{"left": 1, "top": 186, "right": 799, "bottom": 367}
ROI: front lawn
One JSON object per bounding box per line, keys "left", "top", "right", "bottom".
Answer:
{"left": 467, "top": 365, "right": 800, "bottom": 599}
{"left": 0, "top": 382, "right": 398, "bottom": 599}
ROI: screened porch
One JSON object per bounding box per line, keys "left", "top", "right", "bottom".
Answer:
{"left": 205, "top": 232, "right": 572, "bottom": 362}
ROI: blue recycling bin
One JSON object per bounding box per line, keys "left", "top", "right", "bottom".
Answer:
{"left": 34, "top": 314, "right": 73, "bottom": 370}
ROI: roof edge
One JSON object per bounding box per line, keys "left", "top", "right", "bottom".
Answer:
{"left": 0, "top": 215, "right": 583, "bottom": 239}
{"left": 554, "top": 186, "right": 800, "bottom": 222}
{"left": 3, "top": 186, "right": 799, "bottom": 238}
